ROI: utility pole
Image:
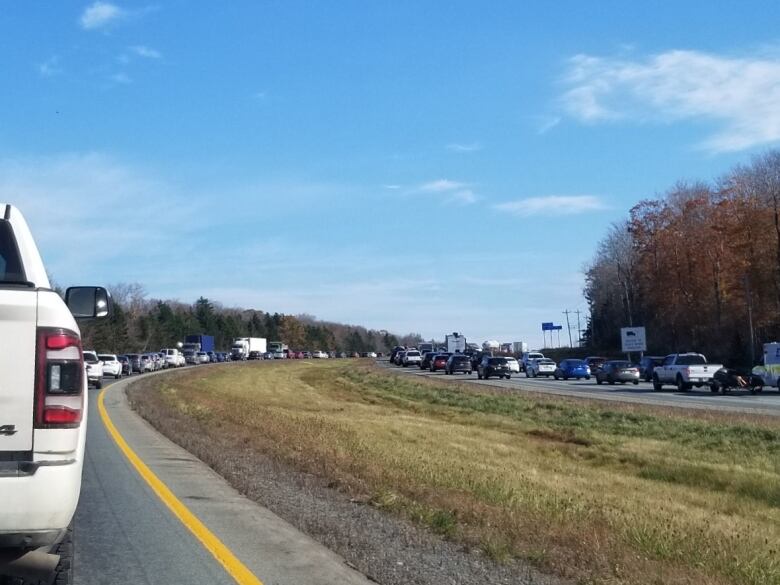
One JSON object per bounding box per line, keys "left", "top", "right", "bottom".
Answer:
{"left": 744, "top": 276, "right": 756, "bottom": 366}
{"left": 575, "top": 310, "right": 583, "bottom": 347}
{"left": 563, "top": 310, "right": 573, "bottom": 347}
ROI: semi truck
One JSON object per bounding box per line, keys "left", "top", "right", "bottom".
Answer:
{"left": 183, "top": 334, "right": 215, "bottom": 354}
{"left": 231, "top": 337, "right": 267, "bottom": 360}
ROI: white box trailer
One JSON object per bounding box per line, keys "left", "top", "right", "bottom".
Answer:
{"left": 513, "top": 341, "right": 528, "bottom": 354}
{"left": 445, "top": 333, "right": 467, "bottom": 353}
{"left": 247, "top": 337, "right": 267, "bottom": 356}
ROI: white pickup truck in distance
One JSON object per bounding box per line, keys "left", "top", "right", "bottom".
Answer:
{"left": 652, "top": 353, "right": 722, "bottom": 392}
{"left": 0, "top": 203, "right": 111, "bottom": 584}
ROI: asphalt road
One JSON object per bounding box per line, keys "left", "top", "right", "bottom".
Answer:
{"left": 74, "top": 373, "right": 373, "bottom": 585}
{"left": 382, "top": 362, "right": 780, "bottom": 416}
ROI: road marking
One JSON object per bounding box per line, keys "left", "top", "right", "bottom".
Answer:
{"left": 98, "top": 388, "right": 264, "bottom": 585}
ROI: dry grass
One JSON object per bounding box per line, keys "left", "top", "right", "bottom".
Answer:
{"left": 129, "top": 361, "right": 780, "bottom": 585}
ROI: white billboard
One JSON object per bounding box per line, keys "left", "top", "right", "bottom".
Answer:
{"left": 620, "top": 327, "right": 647, "bottom": 353}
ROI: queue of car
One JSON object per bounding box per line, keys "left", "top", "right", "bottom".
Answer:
{"left": 386, "top": 345, "right": 687, "bottom": 390}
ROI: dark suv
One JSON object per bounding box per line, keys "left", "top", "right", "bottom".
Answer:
{"left": 420, "top": 351, "right": 438, "bottom": 370}
{"left": 126, "top": 353, "right": 142, "bottom": 374}
{"left": 477, "top": 356, "right": 511, "bottom": 380}
{"left": 446, "top": 354, "right": 472, "bottom": 375}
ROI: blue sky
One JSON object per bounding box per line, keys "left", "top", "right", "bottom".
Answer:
{"left": 3, "top": 1, "right": 780, "bottom": 347}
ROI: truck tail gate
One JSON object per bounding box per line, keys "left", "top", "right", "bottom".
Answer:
{"left": 0, "top": 290, "right": 37, "bottom": 452}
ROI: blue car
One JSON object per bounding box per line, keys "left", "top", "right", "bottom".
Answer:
{"left": 554, "top": 359, "right": 591, "bottom": 380}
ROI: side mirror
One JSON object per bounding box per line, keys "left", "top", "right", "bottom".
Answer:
{"left": 65, "top": 286, "right": 113, "bottom": 320}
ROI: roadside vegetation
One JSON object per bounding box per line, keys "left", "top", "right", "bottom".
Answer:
{"left": 129, "top": 361, "right": 780, "bottom": 585}
{"left": 585, "top": 149, "right": 780, "bottom": 364}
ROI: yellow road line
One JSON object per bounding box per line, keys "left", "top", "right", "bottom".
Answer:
{"left": 98, "top": 388, "right": 264, "bottom": 585}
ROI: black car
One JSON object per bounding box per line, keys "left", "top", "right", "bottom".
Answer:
{"left": 446, "top": 354, "right": 472, "bottom": 375}
{"left": 125, "top": 353, "right": 142, "bottom": 374}
{"left": 389, "top": 346, "right": 405, "bottom": 364}
{"left": 477, "top": 356, "right": 511, "bottom": 380}
{"left": 420, "top": 351, "right": 438, "bottom": 370}
{"left": 117, "top": 354, "right": 131, "bottom": 375}
{"left": 637, "top": 356, "right": 664, "bottom": 382}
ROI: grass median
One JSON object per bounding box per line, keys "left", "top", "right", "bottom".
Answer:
{"left": 128, "top": 361, "right": 780, "bottom": 585}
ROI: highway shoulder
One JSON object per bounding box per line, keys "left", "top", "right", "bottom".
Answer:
{"left": 101, "top": 377, "right": 375, "bottom": 585}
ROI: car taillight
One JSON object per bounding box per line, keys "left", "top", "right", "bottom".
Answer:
{"left": 35, "top": 328, "right": 84, "bottom": 428}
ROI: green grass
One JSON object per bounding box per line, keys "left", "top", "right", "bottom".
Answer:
{"left": 130, "top": 361, "right": 780, "bottom": 585}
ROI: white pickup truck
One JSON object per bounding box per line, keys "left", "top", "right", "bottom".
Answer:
{"left": 652, "top": 353, "right": 722, "bottom": 392}
{"left": 0, "top": 204, "right": 111, "bottom": 584}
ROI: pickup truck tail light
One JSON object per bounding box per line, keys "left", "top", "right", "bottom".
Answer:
{"left": 34, "top": 328, "right": 84, "bottom": 428}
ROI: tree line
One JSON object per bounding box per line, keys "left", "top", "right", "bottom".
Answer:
{"left": 79, "top": 283, "right": 421, "bottom": 354}
{"left": 584, "top": 150, "right": 780, "bottom": 365}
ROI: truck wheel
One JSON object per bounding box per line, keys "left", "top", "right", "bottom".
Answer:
{"left": 710, "top": 383, "right": 719, "bottom": 393}
{"left": 676, "top": 376, "right": 688, "bottom": 392}
{"left": 477, "top": 372, "right": 482, "bottom": 379}
{"left": 525, "top": 370, "right": 530, "bottom": 378}
{"left": 95, "top": 378, "right": 102, "bottom": 390}
{"left": 652, "top": 375, "right": 663, "bottom": 391}
{"left": 596, "top": 377, "right": 602, "bottom": 385}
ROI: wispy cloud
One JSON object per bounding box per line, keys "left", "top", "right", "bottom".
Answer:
{"left": 129, "top": 45, "right": 161, "bottom": 59}
{"left": 446, "top": 142, "right": 483, "bottom": 153}
{"left": 38, "top": 56, "right": 62, "bottom": 77}
{"left": 561, "top": 49, "right": 780, "bottom": 152}
{"left": 419, "top": 179, "right": 466, "bottom": 193}
{"left": 494, "top": 195, "right": 606, "bottom": 217}
{"left": 537, "top": 116, "right": 561, "bottom": 135}
{"left": 79, "top": 2, "right": 125, "bottom": 30}
{"left": 416, "top": 179, "right": 479, "bottom": 205}
{"left": 383, "top": 184, "right": 401, "bottom": 190}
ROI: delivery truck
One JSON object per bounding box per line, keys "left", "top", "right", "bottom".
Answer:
{"left": 183, "top": 334, "right": 215, "bottom": 354}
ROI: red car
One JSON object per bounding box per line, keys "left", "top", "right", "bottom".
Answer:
{"left": 430, "top": 353, "right": 451, "bottom": 372}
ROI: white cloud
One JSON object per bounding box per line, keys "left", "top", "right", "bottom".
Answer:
{"left": 383, "top": 184, "right": 401, "bottom": 190}
{"left": 419, "top": 179, "right": 466, "bottom": 193}
{"left": 449, "top": 189, "right": 478, "bottom": 205}
{"left": 494, "top": 195, "right": 606, "bottom": 217}
{"left": 446, "top": 142, "right": 482, "bottom": 153}
{"left": 537, "top": 116, "right": 561, "bottom": 135}
{"left": 38, "top": 56, "right": 62, "bottom": 77}
{"left": 80, "top": 2, "right": 125, "bottom": 30}
{"left": 561, "top": 49, "right": 780, "bottom": 152}
{"left": 129, "top": 45, "right": 161, "bottom": 59}
{"left": 415, "top": 179, "right": 479, "bottom": 205}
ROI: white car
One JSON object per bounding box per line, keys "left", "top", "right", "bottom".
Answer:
{"left": 197, "top": 351, "right": 210, "bottom": 364}
{"left": 402, "top": 350, "right": 422, "bottom": 367}
{"left": 367, "top": 351, "right": 377, "bottom": 358}
{"left": 312, "top": 350, "right": 329, "bottom": 359}
{"left": 526, "top": 358, "right": 557, "bottom": 378}
{"left": 506, "top": 357, "right": 521, "bottom": 374}
{"left": 98, "top": 353, "right": 122, "bottom": 379}
{"left": 83, "top": 350, "right": 105, "bottom": 388}
{"left": 161, "top": 348, "right": 185, "bottom": 367}
{"left": 0, "top": 203, "right": 111, "bottom": 583}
